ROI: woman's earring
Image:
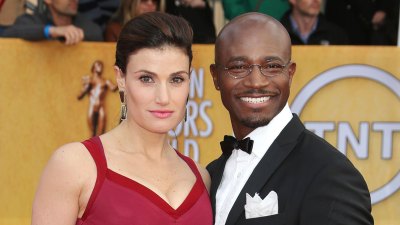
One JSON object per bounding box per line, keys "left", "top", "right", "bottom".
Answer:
{"left": 120, "top": 91, "right": 127, "bottom": 121}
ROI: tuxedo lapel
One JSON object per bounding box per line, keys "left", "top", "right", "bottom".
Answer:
{"left": 225, "top": 115, "right": 305, "bottom": 225}
{"left": 209, "top": 155, "right": 229, "bottom": 219}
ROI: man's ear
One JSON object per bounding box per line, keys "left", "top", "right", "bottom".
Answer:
{"left": 114, "top": 66, "right": 125, "bottom": 91}
{"left": 210, "top": 64, "right": 220, "bottom": 91}
{"left": 287, "top": 62, "right": 296, "bottom": 87}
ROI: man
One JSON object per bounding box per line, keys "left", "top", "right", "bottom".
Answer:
{"left": 280, "top": 0, "right": 348, "bottom": 45}
{"left": 2, "top": 0, "right": 103, "bottom": 44}
{"left": 207, "top": 12, "right": 373, "bottom": 225}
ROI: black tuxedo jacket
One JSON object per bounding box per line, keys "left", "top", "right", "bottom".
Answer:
{"left": 207, "top": 115, "right": 373, "bottom": 225}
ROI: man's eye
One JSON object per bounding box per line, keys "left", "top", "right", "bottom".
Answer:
{"left": 139, "top": 75, "right": 154, "bottom": 83}
{"left": 227, "top": 65, "right": 248, "bottom": 72}
{"left": 265, "top": 64, "right": 283, "bottom": 69}
{"left": 263, "top": 64, "right": 284, "bottom": 72}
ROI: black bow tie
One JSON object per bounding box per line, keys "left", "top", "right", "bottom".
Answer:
{"left": 220, "top": 135, "right": 254, "bottom": 156}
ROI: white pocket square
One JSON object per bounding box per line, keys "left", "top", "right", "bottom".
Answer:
{"left": 244, "top": 191, "right": 278, "bottom": 219}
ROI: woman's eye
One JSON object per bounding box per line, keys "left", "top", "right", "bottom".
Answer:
{"left": 171, "top": 76, "right": 184, "bottom": 83}
{"left": 139, "top": 75, "right": 154, "bottom": 83}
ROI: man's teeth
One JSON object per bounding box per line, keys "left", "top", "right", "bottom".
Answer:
{"left": 240, "top": 96, "right": 270, "bottom": 104}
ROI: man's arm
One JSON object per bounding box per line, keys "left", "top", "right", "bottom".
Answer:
{"left": 2, "top": 14, "right": 48, "bottom": 40}
{"left": 2, "top": 13, "right": 84, "bottom": 44}
{"left": 300, "top": 157, "right": 373, "bottom": 225}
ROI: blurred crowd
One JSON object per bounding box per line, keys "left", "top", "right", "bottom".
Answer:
{"left": 0, "top": 0, "right": 398, "bottom": 45}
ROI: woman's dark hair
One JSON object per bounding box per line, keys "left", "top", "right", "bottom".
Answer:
{"left": 115, "top": 12, "right": 193, "bottom": 74}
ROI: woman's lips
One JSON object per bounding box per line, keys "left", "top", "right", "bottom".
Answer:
{"left": 150, "top": 110, "right": 174, "bottom": 119}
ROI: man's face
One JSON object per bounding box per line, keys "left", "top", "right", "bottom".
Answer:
{"left": 46, "top": 0, "right": 78, "bottom": 16}
{"left": 291, "top": 0, "right": 321, "bottom": 17}
{"left": 211, "top": 20, "right": 295, "bottom": 138}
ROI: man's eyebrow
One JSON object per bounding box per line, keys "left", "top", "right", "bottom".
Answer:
{"left": 226, "top": 56, "right": 248, "bottom": 63}
{"left": 263, "top": 56, "right": 284, "bottom": 62}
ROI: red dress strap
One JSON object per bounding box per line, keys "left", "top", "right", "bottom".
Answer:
{"left": 80, "top": 136, "right": 108, "bottom": 220}
{"left": 175, "top": 151, "right": 202, "bottom": 181}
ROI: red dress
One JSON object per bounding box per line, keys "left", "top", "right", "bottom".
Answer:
{"left": 76, "top": 136, "right": 213, "bottom": 225}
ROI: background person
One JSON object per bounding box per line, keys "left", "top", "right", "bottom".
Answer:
{"left": 222, "top": 0, "right": 290, "bottom": 21}
{"left": 78, "top": 0, "right": 121, "bottom": 32}
{"left": 2, "top": 0, "right": 103, "bottom": 44}
{"left": 280, "top": 0, "right": 348, "bottom": 45}
{"left": 324, "top": 0, "right": 376, "bottom": 45}
{"left": 104, "top": 0, "right": 158, "bottom": 42}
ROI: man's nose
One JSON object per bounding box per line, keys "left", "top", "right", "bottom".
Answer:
{"left": 243, "top": 65, "right": 270, "bottom": 88}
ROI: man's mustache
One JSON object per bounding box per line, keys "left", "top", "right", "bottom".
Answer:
{"left": 236, "top": 89, "right": 279, "bottom": 95}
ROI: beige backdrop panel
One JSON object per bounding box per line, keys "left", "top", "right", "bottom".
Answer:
{"left": 0, "top": 39, "right": 398, "bottom": 224}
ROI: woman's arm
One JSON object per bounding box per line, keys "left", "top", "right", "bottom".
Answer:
{"left": 31, "top": 143, "right": 93, "bottom": 225}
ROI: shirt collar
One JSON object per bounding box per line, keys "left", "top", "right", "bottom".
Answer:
{"left": 244, "top": 103, "right": 293, "bottom": 158}
{"left": 289, "top": 15, "right": 319, "bottom": 44}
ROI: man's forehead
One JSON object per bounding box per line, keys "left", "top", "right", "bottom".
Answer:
{"left": 215, "top": 17, "right": 290, "bottom": 60}
{"left": 220, "top": 20, "right": 264, "bottom": 39}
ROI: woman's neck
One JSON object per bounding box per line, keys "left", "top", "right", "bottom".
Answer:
{"left": 112, "top": 121, "right": 173, "bottom": 160}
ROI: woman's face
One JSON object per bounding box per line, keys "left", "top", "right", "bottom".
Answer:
{"left": 117, "top": 46, "right": 190, "bottom": 134}
{"left": 135, "top": 0, "right": 157, "bottom": 15}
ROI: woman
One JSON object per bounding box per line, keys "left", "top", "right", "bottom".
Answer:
{"left": 104, "top": 0, "right": 158, "bottom": 42}
{"left": 32, "top": 12, "right": 212, "bottom": 225}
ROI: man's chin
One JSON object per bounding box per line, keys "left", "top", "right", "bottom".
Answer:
{"left": 239, "top": 117, "right": 271, "bottom": 129}
{"left": 62, "top": 11, "right": 77, "bottom": 17}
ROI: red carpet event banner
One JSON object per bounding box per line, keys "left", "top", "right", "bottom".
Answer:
{"left": 0, "top": 39, "right": 398, "bottom": 224}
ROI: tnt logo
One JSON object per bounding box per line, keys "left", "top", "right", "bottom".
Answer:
{"left": 291, "top": 64, "right": 400, "bottom": 204}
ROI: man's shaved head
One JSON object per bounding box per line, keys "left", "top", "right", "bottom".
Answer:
{"left": 210, "top": 12, "right": 296, "bottom": 138}
{"left": 215, "top": 12, "right": 292, "bottom": 64}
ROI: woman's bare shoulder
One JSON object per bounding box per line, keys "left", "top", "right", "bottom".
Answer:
{"left": 32, "top": 142, "right": 96, "bottom": 224}
{"left": 50, "top": 142, "right": 91, "bottom": 165}
{"left": 45, "top": 142, "right": 95, "bottom": 181}
{"left": 194, "top": 162, "right": 211, "bottom": 193}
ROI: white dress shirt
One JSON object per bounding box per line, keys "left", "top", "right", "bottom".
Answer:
{"left": 214, "top": 104, "right": 293, "bottom": 225}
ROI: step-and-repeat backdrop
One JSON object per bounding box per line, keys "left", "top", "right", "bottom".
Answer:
{"left": 0, "top": 39, "right": 399, "bottom": 224}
